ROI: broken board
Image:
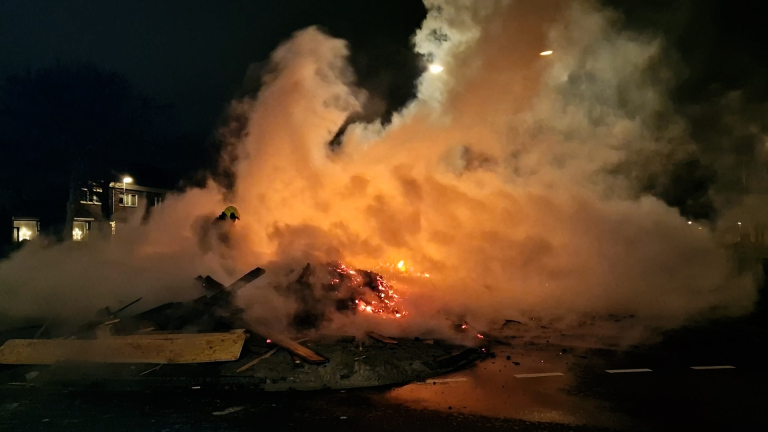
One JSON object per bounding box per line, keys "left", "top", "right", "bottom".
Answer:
{"left": 264, "top": 334, "right": 327, "bottom": 364}
{"left": 366, "top": 331, "right": 398, "bottom": 344}
{"left": 0, "top": 329, "right": 246, "bottom": 365}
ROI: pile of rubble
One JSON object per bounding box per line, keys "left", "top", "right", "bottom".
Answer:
{"left": 0, "top": 266, "right": 486, "bottom": 391}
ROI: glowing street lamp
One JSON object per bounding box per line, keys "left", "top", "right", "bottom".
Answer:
{"left": 120, "top": 176, "right": 134, "bottom": 208}
{"left": 428, "top": 64, "right": 444, "bottom": 74}
{"left": 540, "top": 50, "right": 554, "bottom": 56}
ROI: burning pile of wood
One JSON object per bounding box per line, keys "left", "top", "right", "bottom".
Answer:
{"left": 0, "top": 265, "right": 486, "bottom": 391}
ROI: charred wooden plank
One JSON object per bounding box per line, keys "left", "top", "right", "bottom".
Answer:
{"left": 236, "top": 347, "right": 279, "bottom": 373}
{"left": 0, "top": 330, "right": 246, "bottom": 365}
{"left": 264, "top": 334, "right": 327, "bottom": 364}
{"left": 366, "top": 331, "right": 398, "bottom": 344}
{"left": 227, "top": 267, "right": 266, "bottom": 293}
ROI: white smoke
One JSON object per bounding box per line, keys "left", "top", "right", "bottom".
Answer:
{"left": 0, "top": 1, "right": 758, "bottom": 343}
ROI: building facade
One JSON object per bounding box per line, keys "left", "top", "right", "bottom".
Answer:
{"left": 66, "top": 180, "right": 167, "bottom": 241}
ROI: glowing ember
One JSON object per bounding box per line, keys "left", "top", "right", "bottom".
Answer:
{"left": 397, "top": 260, "right": 405, "bottom": 271}
{"left": 329, "top": 262, "right": 406, "bottom": 318}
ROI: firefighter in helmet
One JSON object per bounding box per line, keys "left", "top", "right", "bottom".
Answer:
{"left": 217, "top": 205, "right": 240, "bottom": 222}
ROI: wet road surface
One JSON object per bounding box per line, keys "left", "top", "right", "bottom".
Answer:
{"left": 1, "top": 318, "right": 766, "bottom": 431}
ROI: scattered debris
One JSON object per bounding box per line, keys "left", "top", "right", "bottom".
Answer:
{"left": 264, "top": 334, "right": 328, "bottom": 364}
{"left": 366, "top": 331, "right": 397, "bottom": 344}
{"left": 415, "top": 377, "right": 468, "bottom": 384}
{"left": 212, "top": 406, "right": 244, "bottom": 416}
{"left": 33, "top": 318, "right": 53, "bottom": 339}
{"left": 502, "top": 319, "right": 524, "bottom": 327}
{"left": 0, "top": 265, "right": 489, "bottom": 391}
{"left": 139, "top": 365, "right": 162, "bottom": 376}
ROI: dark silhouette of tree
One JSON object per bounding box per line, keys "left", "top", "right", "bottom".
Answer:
{"left": 0, "top": 62, "right": 162, "bottom": 233}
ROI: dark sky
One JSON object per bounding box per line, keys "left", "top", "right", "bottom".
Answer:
{"left": 3, "top": 0, "right": 767, "bottom": 139}
{"left": 0, "top": 0, "right": 426, "bottom": 138}
{"left": 2, "top": 0, "right": 768, "bottom": 221}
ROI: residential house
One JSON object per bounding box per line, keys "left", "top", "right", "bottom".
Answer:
{"left": 67, "top": 179, "right": 167, "bottom": 241}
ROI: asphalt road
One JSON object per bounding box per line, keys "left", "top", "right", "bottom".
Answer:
{"left": 1, "top": 317, "right": 766, "bottom": 431}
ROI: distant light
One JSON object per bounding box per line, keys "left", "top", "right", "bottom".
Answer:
{"left": 540, "top": 50, "right": 554, "bottom": 56}
{"left": 428, "top": 64, "right": 444, "bottom": 74}
{"left": 123, "top": 176, "right": 133, "bottom": 184}
{"left": 738, "top": 222, "right": 742, "bottom": 225}
{"left": 687, "top": 221, "right": 692, "bottom": 225}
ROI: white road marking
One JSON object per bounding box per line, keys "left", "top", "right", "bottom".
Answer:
{"left": 514, "top": 372, "right": 565, "bottom": 378}
{"left": 415, "top": 377, "right": 468, "bottom": 384}
{"left": 605, "top": 368, "right": 653, "bottom": 373}
{"left": 691, "top": 365, "right": 736, "bottom": 370}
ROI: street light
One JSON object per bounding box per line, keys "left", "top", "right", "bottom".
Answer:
{"left": 540, "top": 50, "right": 554, "bottom": 56}
{"left": 122, "top": 176, "right": 133, "bottom": 204}
{"left": 428, "top": 64, "right": 444, "bottom": 74}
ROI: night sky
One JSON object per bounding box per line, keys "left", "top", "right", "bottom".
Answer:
{"left": 1, "top": 0, "right": 426, "bottom": 138}
{"left": 1, "top": 0, "right": 767, "bottom": 225}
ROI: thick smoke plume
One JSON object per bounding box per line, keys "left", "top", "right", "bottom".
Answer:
{"left": 0, "top": 0, "right": 758, "bottom": 343}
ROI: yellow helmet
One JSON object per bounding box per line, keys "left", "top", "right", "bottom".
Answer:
{"left": 218, "top": 205, "right": 240, "bottom": 221}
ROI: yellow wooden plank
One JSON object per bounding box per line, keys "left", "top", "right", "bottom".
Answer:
{"left": 0, "top": 329, "right": 246, "bottom": 365}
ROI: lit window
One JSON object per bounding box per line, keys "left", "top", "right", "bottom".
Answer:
{"left": 110, "top": 221, "right": 116, "bottom": 235}
{"left": 12, "top": 219, "right": 39, "bottom": 242}
{"left": 154, "top": 196, "right": 163, "bottom": 206}
{"left": 72, "top": 220, "right": 90, "bottom": 241}
{"left": 119, "top": 193, "right": 138, "bottom": 207}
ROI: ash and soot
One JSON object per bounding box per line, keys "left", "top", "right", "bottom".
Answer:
{"left": 0, "top": 0, "right": 759, "bottom": 344}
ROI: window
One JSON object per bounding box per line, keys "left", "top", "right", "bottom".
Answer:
{"left": 119, "top": 193, "right": 138, "bottom": 207}
{"left": 12, "top": 219, "right": 39, "bottom": 242}
{"left": 72, "top": 219, "right": 91, "bottom": 241}
{"left": 153, "top": 196, "right": 163, "bottom": 206}
{"left": 80, "top": 188, "right": 101, "bottom": 204}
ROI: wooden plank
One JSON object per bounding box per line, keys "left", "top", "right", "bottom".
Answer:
{"left": 236, "top": 347, "right": 279, "bottom": 373}
{"left": 0, "top": 330, "right": 246, "bottom": 365}
{"left": 366, "top": 331, "right": 398, "bottom": 344}
{"left": 264, "top": 334, "right": 327, "bottom": 364}
{"left": 227, "top": 267, "right": 266, "bottom": 292}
